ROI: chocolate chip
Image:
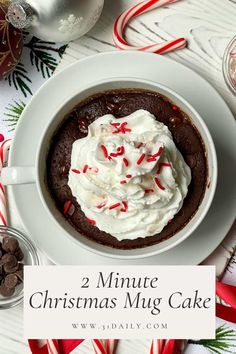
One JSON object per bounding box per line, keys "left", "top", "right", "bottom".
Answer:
{"left": 14, "top": 264, "right": 24, "bottom": 283}
{"left": 0, "top": 253, "right": 15, "bottom": 266}
{"left": 15, "top": 268, "right": 23, "bottom": 283}
{"left": 169, "top": 116, "right": 182, "bottom": 127}
{"left": 2, "top": 236, "right": 19, "bottom": 253}
{"left": 3, "top": 255, "right": 18, "bottom": 273}
{"left": 0, "top": 283, "right": 15, "bottom": 297}
{"left": 4, "top": 261, "right": 19, "bottom": 274}
{"left": 14, "top": 246, "right": 24, "bottom": 261}
{"left": 6, "top": 254, "right": 17, "bottom": 266}
{"left": 18, "top": 263, "right": 24, "bottom": 271}
{"left": 79, "top": 117, "right": 89, "bottom": 134}
{"left": 0, "top": 237, "right": 25, "bottom": 297}
{"left": 4, "top": 274, "right": 18, "bottom": 289}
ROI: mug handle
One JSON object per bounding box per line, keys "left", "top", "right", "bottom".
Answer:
{"left": 1, "top": 167, "right": 36, "bottom": 185}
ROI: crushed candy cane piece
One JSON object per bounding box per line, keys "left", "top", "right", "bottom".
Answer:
{"left": 145, "top": 188, "right": 154, "bottom": 194}
{"left": 83, "top": 164, "right": 89, "bottom": 173}
{"left": 157, "top": 163, "right": 172, "bottom": 174}
{"left": 101, "top": 145, "right": 109, "bottom": 159}
{"left": 120, "top": 201, "right": 128, "bottom": 212}
{"left": 123, "top": 158, "right": 129, "bottom": 167}
{"left": 137, "top": 153, "right": 146, "bottom": 165}
{"left": 63, "top": 200, "right": 72, "bottom": 215}
{"left": 154, "top": 177, "right": 166, "bottom": 191}
{"left": 86, "top": 218, "right": 96, "bottom": 226}
{"left": 109, "top": 202, "right": 121, "bottom": 210}
{"left": 71, "top": 169, "right": 80, "bottom": 174}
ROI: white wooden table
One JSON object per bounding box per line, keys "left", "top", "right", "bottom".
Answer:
{"left": 1, "top": 0, "right": 236, "bottom": 353}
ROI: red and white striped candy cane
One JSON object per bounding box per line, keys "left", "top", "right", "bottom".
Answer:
{"left": 113, "top": 0, "right": 187, "bottom": 54}
{"left": 150, "top": 339, "right": 165, "bottom": 354}
{"left": 46, "top": 340, "right": 60, "bottom": 354}
{"left": 30, "top": 338, "right": 58, "bottom": 354}
{"left": 29, "top": 339, "right": 85, "bottom": 354}
{"left": 0, "top": 139, "right": 11, "bottom": 226}
{"left": 30, "top": 339, "right": 117, "bottom": 354}
{"left": 150, "top": 339, "right": 187, "bottom": 354}
{"left": 92, "top": 339, "right": 117, "bottom": 354}
{"left": 104, "top": 339, "right": 117, "bottom": 354}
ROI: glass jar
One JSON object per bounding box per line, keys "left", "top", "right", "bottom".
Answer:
{"left": 223, "top": 35, "right": 236, "bottom": 95}
{"left": 0, "top": 226, "right": 40, "bottom": 309}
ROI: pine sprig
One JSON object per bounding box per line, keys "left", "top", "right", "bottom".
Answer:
{"left": 29, "top": 48, "right": 57, "bottom": 78}
{"left": 225, "top": 254, "right": 236, "bottom": 274}
{"left": 58, "top": 45, "right": 67, "bottom": 58}
{"left": 29, "top": 49, "right": 57, "bottom": 78}
{"left": 4, "top": 100, "right": 26, "bottom": 131}
{"left": 25, "top": 37, "right": 61, "bottom": 78}
{"left": 189, "top": 325, "right": 236, "bottom": 353}
{"left": 6, "top": 62, "right": 32, "bottom": 97}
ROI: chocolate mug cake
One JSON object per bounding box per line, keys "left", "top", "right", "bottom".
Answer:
{"left": 47, "top": 89, "right": 207, "bottom": 249}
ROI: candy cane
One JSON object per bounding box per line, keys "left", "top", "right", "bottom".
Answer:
{"left": 216, "top": 281, "right": 236, "bottom": 324}
{"left": 162, "top": 340, "right": 175, "bottom": 354}
{"left": 0, "top": 139, "right": 11, "bottom": 226}
{"left": 150, "top": 339, "right": 188, "bottom": 354}
{"left": 105, "top": 339, "right": 117, "bottom": 354}
{"left": 47, "top": 340, "right": 60, "bottom": 354}
{"left": 29, "top": 339, "right": 85, "bottom": 354}
{"left": 173, "top": 340, "right": 188, "bottom": 354}
{"left": 92, "top": 340, "right": 117, "bottom": 354}
{"left": 150, "top": 339, "right": 165, "bottom": 354}
{"left": 113, "top": 0, "right": 187, "bottom": 54}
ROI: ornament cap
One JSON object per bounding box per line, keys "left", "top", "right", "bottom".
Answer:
{"left": 6, "top": 0, "right": 34, "bottom": 29}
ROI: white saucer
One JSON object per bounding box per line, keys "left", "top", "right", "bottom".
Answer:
{"left": 8, "top": 51, "right": 236, "bottom": 265}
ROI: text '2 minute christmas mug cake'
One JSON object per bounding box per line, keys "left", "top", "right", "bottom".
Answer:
{"left": 47, "top": 84, "right": 214, "bottom": 251}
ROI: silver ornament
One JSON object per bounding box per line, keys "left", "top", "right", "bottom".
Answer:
{"left": 6, "top": 0, "right": 104, "bottom": 42}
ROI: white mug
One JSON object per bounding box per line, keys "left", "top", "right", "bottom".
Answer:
{"left": 1, "top": 78, "right": 218, "bottom": 259}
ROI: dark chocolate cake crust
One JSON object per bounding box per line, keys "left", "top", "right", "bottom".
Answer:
{"left": 47, "top": 89, "right": 207, "bottom": 249}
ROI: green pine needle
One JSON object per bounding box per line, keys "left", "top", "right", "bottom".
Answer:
{"left": 25, "top": 36, "right": 61, "bottom": 78}
{"left": 4, "top": 100, "right": 26, "bottom": 131}
{"left": 29, "top": 49, "right": 57, "bottom": 78}
{"left": 6, "top": 62, "right": 32, "bottom": 98}
{"left": 189, "top": 325, "right": 236, "bottom": 353}
{"left": 58, "top": 45, "right": 67, "bottom": 58}
{"left": 226, "top": 254, "right": 236, "bottom": 273}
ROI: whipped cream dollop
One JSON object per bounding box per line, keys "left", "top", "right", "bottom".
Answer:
{"left": 68, "top": 110, "right": 191, "bottom": 241}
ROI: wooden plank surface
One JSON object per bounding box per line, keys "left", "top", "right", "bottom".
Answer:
{"left": 58, "top": 0, "right": 236, "bottom": 115}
